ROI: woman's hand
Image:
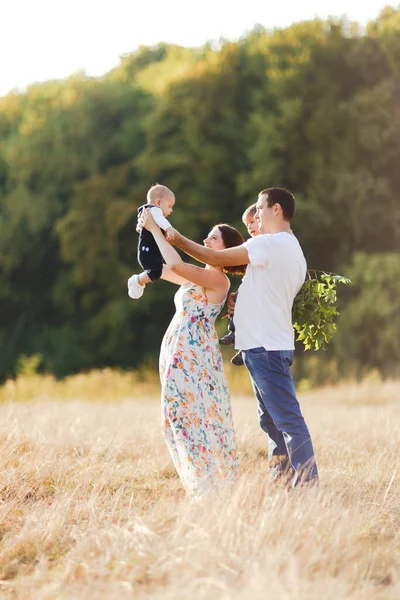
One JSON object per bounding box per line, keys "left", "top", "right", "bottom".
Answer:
{"left": 137, "top": 208, "right": 158, "bottom": 232}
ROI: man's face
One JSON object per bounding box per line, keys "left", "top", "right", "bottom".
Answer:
{"left": 255, "top": 194, "right": 274, "bottom": 233}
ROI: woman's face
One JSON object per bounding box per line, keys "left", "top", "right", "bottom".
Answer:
{"left": 203, "top": 227, "right": 226, "bottom": 250}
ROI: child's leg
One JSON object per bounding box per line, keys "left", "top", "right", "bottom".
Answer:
{"left": 228, "top": 316, "right": 235, "bottom": 334}
{"left": 219, "top": 316, "right": 235, "bottom": 346}
{"left": 137, "top": 272, "right": 152, "bottom": 286}
{"left": 220, "top": 290, "right": 237, "bottom": 345}
{"left": 128, "top": 273, "right": 146, "bottom": 299}
{"left": 128, "top": 266, "right": 161, "bottom": 299}
{"left": 129, "top": 262, "right": 184, "bottom": 299}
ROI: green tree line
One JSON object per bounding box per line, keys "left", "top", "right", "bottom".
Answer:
{"left": 1, "top": 7, "right": 399, "bottom": 380}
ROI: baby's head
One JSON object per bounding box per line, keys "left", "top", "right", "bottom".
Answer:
{"left": 147, "top": 184, "right": 175, "bottom": 218}
{"left": 242, "top": 203, "right": 260, "bottom": 237}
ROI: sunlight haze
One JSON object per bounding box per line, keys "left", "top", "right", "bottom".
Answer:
{"left": 1, "top": 0, "right": 394, "bottom": 95}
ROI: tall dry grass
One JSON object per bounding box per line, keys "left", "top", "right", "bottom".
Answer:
{"left": 0, "top": 363, "right": 257, "bottom": 404}
{"left": 0, "top": 374, "right": 399, "bottom": 599}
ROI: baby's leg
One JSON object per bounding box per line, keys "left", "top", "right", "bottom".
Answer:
{"left": 128, "top": 266, "right": 161, "bottom": 299}
{"left": 128, "top": 272, "right": 147, "bottom": 299}
{"left": 137, "top": 272, "right": 152, "bottom": 286}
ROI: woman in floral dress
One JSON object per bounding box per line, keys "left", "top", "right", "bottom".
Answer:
{"left": 141, "top": 211, "right": 245, "bottom": 496}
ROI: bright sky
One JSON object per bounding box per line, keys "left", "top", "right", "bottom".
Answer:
{"left": 1, "top": 0, "right": 393, "bottom": 96}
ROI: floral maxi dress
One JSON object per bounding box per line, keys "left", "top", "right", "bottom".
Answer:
{"left": 159, "top": 283, "right": 238, "bottom": 495}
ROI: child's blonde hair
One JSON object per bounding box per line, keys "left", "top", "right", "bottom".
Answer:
{"left": 242, "top": 203, "right": 257, "bottom": 223}
{"left": 147, "top": 184, "right": 174, "bottom": 204}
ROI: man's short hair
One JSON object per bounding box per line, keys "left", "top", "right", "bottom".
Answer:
{"left": 242, "top": 203, "right": 257, "bottom": 223}
{"left": 147, "top": 184, "right": 174, "bottom": 203}
{"left": 258, "top": 187, "right": 295, "bottom": 221}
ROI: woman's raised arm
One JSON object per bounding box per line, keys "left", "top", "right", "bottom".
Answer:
{"left": 141, "top": 210, "right": 185, "bottom": 268}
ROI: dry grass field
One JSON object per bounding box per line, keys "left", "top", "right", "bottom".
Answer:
{"left": 0, "top": 371, "right": 399, "bottom": 599}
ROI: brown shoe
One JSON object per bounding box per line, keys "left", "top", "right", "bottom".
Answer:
{"left": 230, "top": 351, "right": 244, "bottom": 366}
{"left": 220, "top": 332, "right": 235, "bottom": 346}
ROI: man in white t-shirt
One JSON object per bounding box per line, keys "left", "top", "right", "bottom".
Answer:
{"left": 163, "top": 187, "right": 318, "bottom": 487}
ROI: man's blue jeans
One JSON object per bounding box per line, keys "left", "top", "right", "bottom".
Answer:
{"left": 242, "top": 347, "right": 318, "bottom": 486}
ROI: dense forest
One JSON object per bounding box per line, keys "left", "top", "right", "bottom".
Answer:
{"left": 0, "top": 6, "right": 399, "bottom": 381}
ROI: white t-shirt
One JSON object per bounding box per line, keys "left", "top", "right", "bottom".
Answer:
{"left": 234, "top": 232, "right": 306, "bottom": 351}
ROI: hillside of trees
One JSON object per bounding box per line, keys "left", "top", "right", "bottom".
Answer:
{"left": 1, "top": 6, "right": 399, "bottom": 381}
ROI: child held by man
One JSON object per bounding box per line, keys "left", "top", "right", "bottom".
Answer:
{"left": 220, "top": 203, "right": 261, "bottom": 365}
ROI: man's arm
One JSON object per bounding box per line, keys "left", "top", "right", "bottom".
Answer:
{"left": 169, "top": 229, "right": 250, "bottom": 267}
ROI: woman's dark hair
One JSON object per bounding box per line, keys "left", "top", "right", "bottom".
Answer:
{"left": 215, "top": 224, "right": 247, "bottom": 275}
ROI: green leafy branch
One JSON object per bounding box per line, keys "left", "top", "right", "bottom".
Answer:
{"left": 293, "top": 271, "right": 351, "bottom": 351}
